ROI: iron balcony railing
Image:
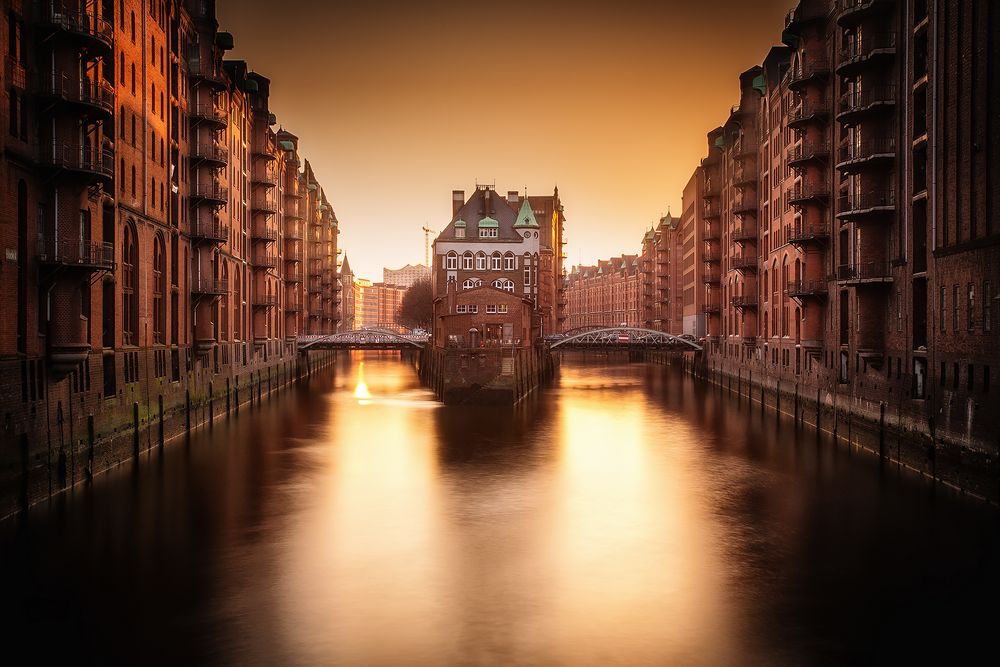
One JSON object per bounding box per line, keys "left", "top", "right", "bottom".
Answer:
{"left": 837, "top": 0, "right": 894, "bottom": 26}
{"left": 191, "top": 276, "right": 228, "bottom": 295}
{"left": 788, "top": 182, "right": 829, "bottom": 204}
{"left": 252, "top": 139, "right": 277, "bottom": 159}
{"left": 731, "top": 256, "right": 758, "bottom": 272}
{"left": 788, "top": 140, "right": 831, "bottom": 165}
{"left": 189, "top": 102, "right": 228, "bottom": 126}
{"left": 788, "top": 99, "right": 831, "bottom": 126}
{"left": 788, "top": 58, "right": 830, "bottom": 89}
{"left": 39, "top": 143, "right": 114, "bottom": 179}
{"left": 837, "top": 137, "right": 896, "bottom": 168}
{"left": 732, "top": 198, "right": 757, "bottom": 215}
{"left": 838, "top": 86, "right": 897, "bottom": 118}
{"left": 5, "top": 57, "right": 27, "bottom": 89}
{"left": 786, "top": 280, "right": 829, "bottom": 298}
{"left": 253, "top": 253, "right": 277, "bottom": 268}
{"left": 732, "top": 226, "right": 758, "bottom": 242}
{"left": 703, "top": 248, "right": 721, "bottom": 262}
{"left": 704, "top": 224, "right": 720, "bottom": 241}
{"left": 703, "top": 270, "right": 721, "bottom": 284}
{"left": 702, "top": 303, "right": 721, "bottom": 314}
{"left": 838, "top": 32, "right": 897, "bottom": 72}
{"left": 40, "top": 3, "right": 114, "bottom": 50}
{"left": 731, "top": 295, "right": 758, "bottom": 308}
{"left": 252, "top": 294, "right": 277, "bottom": 308}
{"left": 285, "top": 267, "right": 303, "bottom": 282}
{"left": 838, "top": 189, "right": 896, "bottom": 216}
{"left": 837, "top": 262, "right": 893, "bottom": 282}
{"left": 40, "top": 72, "right": 114, "bottom": 114}
{"left": 37, "top": 238, "right": 113, "bottom": 269}
{"left": 703, "top": 201, "right": 721, "bottom": 219}
{"left": 285, "top": 301, "right": 303, "bottom": 312}
{"left": 252, "top": 196, "right": 277, "bottom": 213}
{"left": 189, "top": 219, "right": 229, "bottom": 242}
{"left": 251, "top": 224, "right": 278, "bottom": 241}
{"left": 188, "top": 60, "right": 227, "bottom": 88}
{"left": 252, "top": 165, "right": 278, "bottom": 187}
{"left": 788, "top": 220, "right": 831, "bottom": 244}
{"left": 190, "top": 182, "right": 228, "bottom": 203}
{"left": 191, "top": 142, "right": 228, "bottom": 164}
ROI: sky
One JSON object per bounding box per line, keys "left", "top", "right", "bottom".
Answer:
{"left": 219, "top": 0, "right": 796, "bottom": 280}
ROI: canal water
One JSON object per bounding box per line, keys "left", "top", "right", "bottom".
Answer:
{"left": 2, "top": 352, "right": 998, "bottom": 666}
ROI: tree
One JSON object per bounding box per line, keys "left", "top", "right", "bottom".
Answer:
{"left": 399, "top": 278, "right": 433, "bottom": 330}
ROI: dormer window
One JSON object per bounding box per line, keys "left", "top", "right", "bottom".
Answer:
{"left": 456, "top": 227, "right": 465, "bottom": 239}
{"left": 479, "top": 227, "right": 498, "bottom": 238}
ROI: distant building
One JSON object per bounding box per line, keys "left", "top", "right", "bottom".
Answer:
{"left": 353, "top": 277, "right": 407, "bottom": 331}
{"left": 339, "top": 256, "right": 356, "bottom": 331}
{"left": 383, "top": 264, "right": 430, "bottom": 289}
{"left": 563, "top": 256, "right": 642, "bottom": 330}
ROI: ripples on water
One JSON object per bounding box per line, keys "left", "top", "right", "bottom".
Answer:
{"left": 1, "top": 351, "right": 998, "bottom": 666}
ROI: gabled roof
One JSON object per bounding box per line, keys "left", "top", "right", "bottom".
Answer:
{"left": 437, "top": 187, "right": 521, "bottom": 242}
{"left": 513, "top": 199, "right": 539, "bottom": 229}
{"left": 340, "top": 255, "right": 353, "bottom": 276}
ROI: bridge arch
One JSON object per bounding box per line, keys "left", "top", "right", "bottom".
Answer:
{"left": 550, "top": 327, "right": 702, "bottom": 351}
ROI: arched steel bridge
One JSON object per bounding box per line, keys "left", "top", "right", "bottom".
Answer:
{"left": 548, "top": 327, "right": 702, "bottom": 351}
{"left": 299, "top": 328, "right": 428, "bottom": 350}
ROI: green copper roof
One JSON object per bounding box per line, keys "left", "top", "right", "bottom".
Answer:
{"left": 268, "top": 113, "right": 277, "bottom": 125}
{"left": 454, "top": 220, "right": 466, "bottom": 228}
{"left": 478, "top": 217, "right": 499, "bottom": 228}
{"left": 714, "top": 135, "right": 726, "bottom": 149}
{"left": 644, "top": 230, "right": 655, "bottom": 241}
{"left": 279, "top": 140, "right": 294, "bottom": 152}
{"left": 216, "top": 32, "right": 234, "bottom": 50}
{"left": 752, "top": 73, "right": 767, "bottom": 95}
{"left": 513, "top": 199, "right": 539, "bottom": 228}
{"left": 241, "top": 79, "right": 258, "bottom": 93}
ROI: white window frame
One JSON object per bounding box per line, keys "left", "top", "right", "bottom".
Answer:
{"left": 462, "top": 278, "right": 481, "bottom": 290}
{"left": 462, "top": 252, "right": 473, "bottom": 270}
{"left": 479, "top": 227, "right": 498, "bottom": 238}
{"left": 486, "top": 304, "right": 497, "bottom": 314}
{"left": 504, "top": 253, "right": 516, "bottom": 271}
{"left": 476, "top": 253, "right": 487, "bottom": 271}
{"left": 445, "top": 252, "right": 457, "bottom": 270}
{"left": 493, "top": 279, "right": 514, "bottom": 292}
{"left": 498, "top": 304, "right": 508, "bottom": 314}
{"left": 491, "top": 253, "right": 502, "bottom": 271}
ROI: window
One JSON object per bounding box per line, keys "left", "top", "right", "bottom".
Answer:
{"left": 952, "top": 285, "right": 959, "bottom": 331}
{"left": 462, "top": 252, "right": 473, "bottom": 270}
{"left": 967, "top": 283, "right": 975, "bottom": 331}
{"left": 476, "top": 253, "right": 486, "bottom": 271}
{"left": 497, "top": 304, "right": 508, "bottom": 314}
{"left": 492, "top": 279, "right": 514, "bottom": 292}
{"left": 455, "top": 227, "right": 465, "bottom": 239}
{"left": 462, "top": 278, "right": 481, "bottom": 290}
{"left": 486, "top": 304, "right": 497, "bottom": 314}
{"left": 985, "top": 281, "right": 993, "bottom": 332}
{"left": 445, "top": 252, "right": 457, "bottom": 270}
{"left": 122, "top": 223, "right": 138, "bottom": 345}
{"left": 504, "top": 253, "right": 516, "bottom": 271}
{"left": 153, "top": 235, "right": 165, "bottom": 344}
{"left": 491, "top": 253, "right": 502, "bottom": 271}
{"left": 968, "top": 364, "right": 975, "bottom": 391}
{"left": 479, "top": 227, "right": 498, "bottom": 238}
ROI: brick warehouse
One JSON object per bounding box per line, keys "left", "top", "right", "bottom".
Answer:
{"left": 564, "top": 0, "right": 999, "bottom": 461}
{"left": 0, "top": 0, "right": 343, "bottom": 517}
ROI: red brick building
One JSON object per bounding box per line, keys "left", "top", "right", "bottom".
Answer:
{"left": 434, "top": 285, "right": 534, "bottom": 348}
{"left": 563, "top": 255, "right": 641, "bottom": 330}
{"left": 0, "top": 0, "right": 343, "bottom": 514}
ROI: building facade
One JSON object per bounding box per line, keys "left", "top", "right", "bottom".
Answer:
{"left": 0, "top": 0, "right": 342, "bottom": 515}
{"left": 431, "top": 185, "right": 548, "bottom": 347}
{"left": 383, "top": 263, "right": 429, "bottom": 289}
{"left": 563, "top": 256, "right": 641, "bottom": 330}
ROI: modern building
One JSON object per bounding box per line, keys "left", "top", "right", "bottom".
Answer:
{"left": 0, "top": 0, "right": 343, "bottom": 513}
{"left": 431, "top": 185, "right": 548, "bottom": 347}
{"left": 383, "top": 263, "right": 429, "bottom": 289}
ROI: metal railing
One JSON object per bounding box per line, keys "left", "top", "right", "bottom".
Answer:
{"left": 732, "top": 226, "right": 758, "bottom": 242}
{"left": 837, "top": 262, "right": 892, "bottom": 282}
{"left": 39, "top": 143, "right": 114, "bottom": 178}
{"left": 252, "top": 197, "right": 277, "bottom": 213}
{"left": 788, "top": 99, "right": 830, "bottom": 125}
{"left": 37, "top": 238, "right": 113, "bottom": 268}
{"left": 788, "top": 140, "right": 831, "bottom": 164}
{"left": 788, "top": 221, "right": 830, "bottom": 243}
{"left": 839, "top": 86, "right": 897, "bottom": 115}
{"left": 731, "top": 295, "right": 758, "bottom": 308}
{"left": 731, "top": 256, "right": 758, "bottom": 271}
{"left": 191, "top": 142, "right": 228, "bottom": 164}
{"left": 789, "top": 58, "right": 830, "bottom": 86}
{"left": 41, "top": 72, "right": 114, "bottom": 113}
{"left": 838, "top": 189, "right": 896, "bottom": 214}
{"left": 837, "top": 137, "right": 896, "bottom": 165}
{"left": 253, "top": 253, "right": 277, "bottom": 268}
{"left": 839, "top": 32, "right": 897, "bottom": 66}
{"left": 191, "top": 276, "right": 228, "bottom": 295}
{"left": 189, "top": 102, "right": 228, "bottom": 125}
{"left": 251, "top": 225, "right": 278, "bottom": 241}
{"left": 189, "top": 219, "right": 229, "bottom": 242}
{"left": 786, "top": 280, "right": 829, "bottom": 297}
{"left": 40, "top": 3, "right": 113, "bottom": 48}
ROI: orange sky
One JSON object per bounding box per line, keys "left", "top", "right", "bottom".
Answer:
{"left": 220, "top": 0, "right": 796, "bottom": 280}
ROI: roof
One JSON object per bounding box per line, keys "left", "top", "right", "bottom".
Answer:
{"left": 436, "top": 187, "right": 521, "bottom": 242}
{"left": 513, "top": 199, "right": 539, "bottom": 229}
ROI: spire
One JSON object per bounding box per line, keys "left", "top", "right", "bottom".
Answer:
{"left": 513, "top": 198, "right": 539, "bottom": 229}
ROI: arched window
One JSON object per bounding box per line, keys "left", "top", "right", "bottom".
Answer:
{"left": 462, "top": 252, "right": 474, "bottom": 270}
{"left": 491, "top": 252, "right": 502, "bottom": 271}
{"left": 462, "top": 278, "right": 482, "bottom": 290}
{"left": 503, "top": 252, "right": 516, "bottom": 271}
{"left": 475, "top": 252, "right": 487, "bottom": 271}
{"left": 153, "top": 233, "right": 165, "bottom": 344}
{"left": 122, "top": 222, "right": 138, "bottom": 345}
{"left": 445, "top": 251, "right": 457, "bottom": 270}
{"left": 492, "top": 279, "right": 514, "bottom": 292}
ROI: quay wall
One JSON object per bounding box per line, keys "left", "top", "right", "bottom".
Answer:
{"left": 420, "top": 346, "right": 556, "bottom": 405}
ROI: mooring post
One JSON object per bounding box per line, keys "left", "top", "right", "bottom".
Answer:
{"left": 132, "top": 401, "right": 140, "bottom": 460}
{"left": 776, "top": 379, "right": 781, "bottom": 417}
{"left": 87, "top": 414, "right": 95, "bottom": 472}
{"left": 185, "top": 390, "right": 191, "bottom": 433}
{"left": 794, "top": 383, "right": 799, "bottom": 427}
{"left": 158, "top": 394, "right": 164, "bottom": 447}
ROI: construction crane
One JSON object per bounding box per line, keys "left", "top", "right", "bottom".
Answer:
{"left": 422, "top": 225, "right": 434, "bottom": 267}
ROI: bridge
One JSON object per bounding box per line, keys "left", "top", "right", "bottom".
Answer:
{"left": 547, "top": 327, "right": 702, "bottom": 351}
{"left": 299, "top": 328, "right": 428, "bottom": 350}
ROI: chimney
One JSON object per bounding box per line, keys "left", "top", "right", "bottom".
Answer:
{"left": 452, "top": 190, "right": 464, "bottom": 217}
{"left": 507, "top": 190, "right": 519, "bottom": 205}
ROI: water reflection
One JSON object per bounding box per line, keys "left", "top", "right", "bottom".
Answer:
{"left": 1, "top": 352, "right": 998, "bottom": 665}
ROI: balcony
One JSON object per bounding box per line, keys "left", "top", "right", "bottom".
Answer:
{"left": 703, "top": 201, "right": 721, "bottom": 220}
{"left": 39, "top": 72, "right": 114, "bottom": 118}
{"left": 704, "top": 224, "right": 720, "bottom": 241}
{"left": 733, "top": 167, "right": 756, "bottom": 188}
{"left": 732, "top": 226, "right": 758, "bottom": 243}
{"left": 732, "top": 198, "right": 757, "bottom": 216}
{"left": 788, "top": 58, "right": 831, "bottom": 91}
{"left": 836, "top": 189, "right": 896, "bottom": 220}
{"left": 788, "top": 221, "right": 830, "bottom": 245}
{"left": 37, "top": 238, "right": 113, "bottom": 270}
{"left": 837, "top": 33, "right": 897, "bottom": 76}
{"left": 252, "top": 196, "right": 277, "bottom": 214}
{"left": 787, "top": 140, "right": 831, "bottom": 167}
{"left": 786, "top": 280, "right": 829, "bottom": 299}
{"left": 837, "top": 86, "right": 896, "bottom": 125}
{"left": 703, "top": 270, "right": 721, "bottom": 285}
{"left": 189, "top": 102, "right": 228, "bottom": 128}
{"left": 735, "top": 138, "right": 759, "bottom": 158}
{"left": 788, "top": 182, "right": 829, "bottom": 205}
{"left": 191, "top": 276, "right": 228, "bottom": 296}
{"left": 253, "top": 253, "right": 278, "bottom": 269}
{"left": 837, "top": 262, "right": 893, "bottom": 284}
{"left": 39, "top": 4, "right": 113, "bottom": 52}
{"left": 784, "top": 3, "right": 832, "bottom": 32}
{"left": 703, "top": 248, "right": 721, "bottom": 262}
{"left": 731, "top": 256, "right": 758, "bottom": 272}
{"left": 188, "top": 60, "right": 227, "bottom": 90}
{"left": 702, "top": 303, "right": 721, "bottom": 314}
{"left": 191, "top": 142, "right": 228, "bottom": 166}
{"left": 836, "top": 137, "right": 896, "bottom": 172}
{"left": 703, "top": 180, "right": 721, "bottom": 198}
{"left": 252, "top": 140, "right": 278, "bottom": 160}
{"left": 252, "top": 294, "right": 277, "bottom": 308}
{"left": 285, "top": 301, "right": 303, "bottom": 313}
{"left": 788, "top": 99, "right": 831, "bottom": 129}
{"left": 252, "top": 165, "right": 278, "bottom": 187}
{"left": 251, "top": 224, "right": 278, "bottom": 242}
{"left": 190, "top": 182, "right": 228, "bottom": 205}
{"left": 285, "top": 266, "right": 303, "bottom": 282}
{"left": 39, "top": 144, "right": 113, "bottom": 182}
{"left": 731, "top": 295, "right": 758, "bottom": 309}
{"left": 285, "top": 224, "right": 303, "bottom": 240}
{"left": 189, "top": 219, "right": 229, "bottom": 243}
{"left": 836, "top": 0, "right": 894, "bottom": 28}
